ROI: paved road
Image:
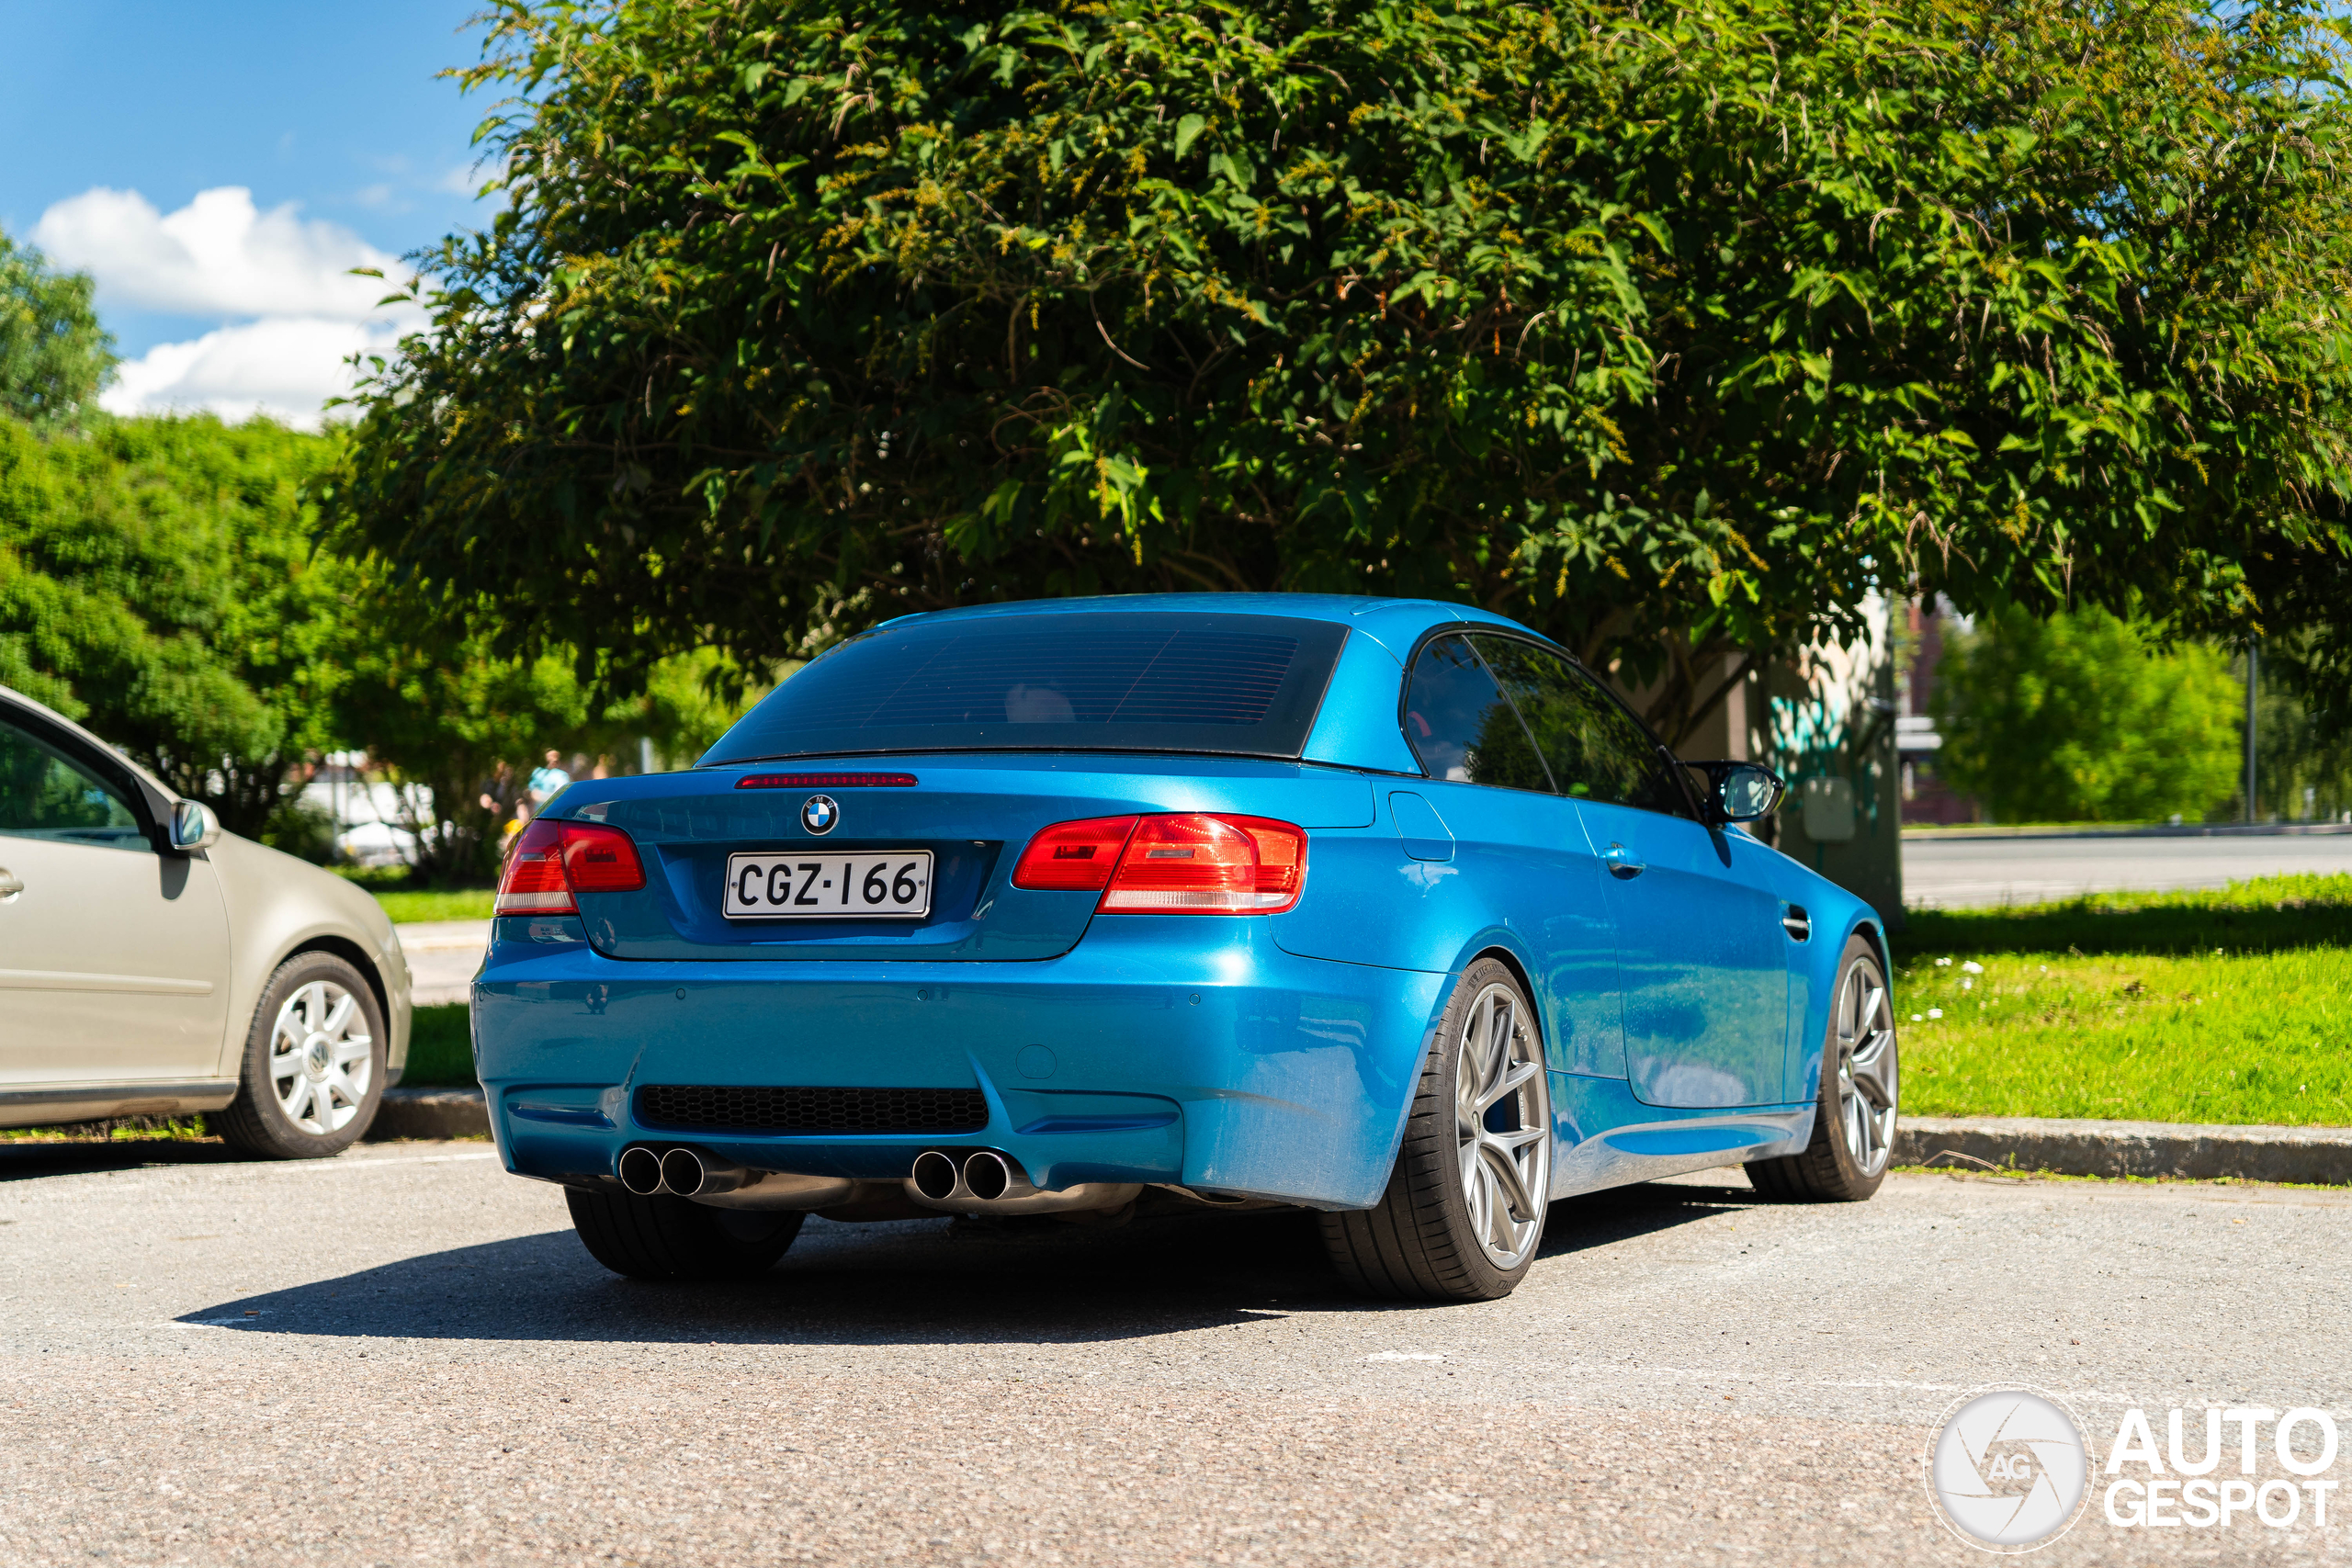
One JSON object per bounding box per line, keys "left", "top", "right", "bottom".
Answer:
{"left": 1904, "top": 830, "right": 2352, "bottom": 908}
{"left": 1, "top": 1143, "right": 2343, "bottom": 1565}
{"left": 398, "top": 919, "right": 488, "bottom": 1008}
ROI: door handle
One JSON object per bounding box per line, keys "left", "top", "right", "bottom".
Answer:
{"left": 1782, "top": 904, "right": 1811, "bottom": 942}
{"left": 0, "top": 867, "right": 19, "bottom": 898}
{"left": 1601, "top": 842, "right": 1645, "bottom": 880}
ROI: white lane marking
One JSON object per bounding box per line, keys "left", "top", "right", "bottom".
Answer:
{"left": 15, "top": 1150, "right": 501, "bottom": 1194}
{"left": 258, "top": 1152, "right": 500, "bottom": 1175}
{"left": 1539, "top": 1362, "right": 2154, "bottom": 1408}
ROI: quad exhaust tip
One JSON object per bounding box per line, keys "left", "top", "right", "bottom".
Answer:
{"left": 962, "top": 1150, "right": 1016, "bottom": 1201}
{"left": 906, "top": 1147, "right": 1066, "bottom": 1211}
{"left": 616, "top": 1144, "right": 752, "bottom": 1199}
{"left": 616, "top": 1145, "right": 664, "bottom": 1197}
{"left": 660, "top": 1146, "right": 707, "bottom": 1197}
{"left": 910, "top": 1148, "right": 962, "bottom": 1202}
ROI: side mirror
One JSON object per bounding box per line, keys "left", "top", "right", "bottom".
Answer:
{"left": 1683, "top": 761, "right": 1787, "bottom": 826}
{"left": 169, "top": 799, "right": 222, "bottom": 852}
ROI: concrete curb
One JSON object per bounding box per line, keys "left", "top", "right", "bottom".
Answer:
{"left": 1896, "top": 1115, "right": 2352, "bottom": 1184}
{"left": 366, "top": 1087, "right": 489, "bottom": 1142}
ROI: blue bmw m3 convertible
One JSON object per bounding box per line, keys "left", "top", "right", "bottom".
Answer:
{"left": 476, "top": 594, "right": 1899, "bottom": 1302}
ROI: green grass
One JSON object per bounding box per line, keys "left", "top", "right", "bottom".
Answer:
{"left": 330, "top": 867, "right": 496, "bottom": 924}
{"left": 373, "top": 888, "right": 495, "bottom": 924}
{"left": 0, "top": 1115, "right": 214, "bottom": 1143}
{"left": 1891, "top": 874, "right": 2352, "bottom": 1127}
{"left": 402, "top": 1004, "right": 478, "bottom": 1088}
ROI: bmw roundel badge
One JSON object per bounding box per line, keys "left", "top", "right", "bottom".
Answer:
{"left": 800, "top": 795, "right": 840, "bottom": 835}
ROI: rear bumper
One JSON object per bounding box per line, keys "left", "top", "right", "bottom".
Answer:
{"left": 473, "top": 916, "right": 1448, "bottom": 1209}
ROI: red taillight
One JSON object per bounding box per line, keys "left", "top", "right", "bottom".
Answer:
{"left": 494, "top": 819, "right": 645, "bottom": 916}
{"left": 495, "top": 819, "right": 571, "bottom": 915}
{"left": 1011, "top": 816, "right": 1140, "bottom": 892}
{"left": 1013, "top": 812, "right": 1306, "bottom": 913}
{"left": 561, "top": 822, "right": 646, "bottom": 892}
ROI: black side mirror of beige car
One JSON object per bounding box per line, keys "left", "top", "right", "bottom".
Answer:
{"left": 170, "top": 799, "right": 223, "bottom": 852}
{"left": 1682, "top": 761, "right": 1787, "bottom": 826}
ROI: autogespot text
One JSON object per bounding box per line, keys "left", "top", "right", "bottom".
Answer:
{"left": 2102, "top": 1406, "right": 2338, "bottom": 1530}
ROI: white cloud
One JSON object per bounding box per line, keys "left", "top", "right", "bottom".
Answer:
{"left": 38, "top": 186, "right": 428, "bottom": 428}
{"left": 34, "top": 186, "right": 416, "bottom": 320}
{"left": 98, "top": 317, "right": 401, "bottom": 431}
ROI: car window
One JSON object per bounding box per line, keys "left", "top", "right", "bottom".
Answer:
{"left": 1471, "top": 636, "right": 1690, "bottom": 817}
{"left": 0, "top": 716, "right": 151, "bottom": 849}
{"left": 704, "top": 611, "right": 1351, "bottom": 763}
{"left": 1401, "top": 635, "right": 1553, "bottom": 791}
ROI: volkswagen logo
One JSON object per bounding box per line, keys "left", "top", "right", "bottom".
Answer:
{"left": 800, "top": 795, "right": 840, "bottom": 835}
{"left": 1925, "top": 1386, "right": 2090, "bottom": 1551}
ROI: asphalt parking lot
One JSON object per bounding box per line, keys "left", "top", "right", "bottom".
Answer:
{"left": 1, "top": 1142, "right": 2343, "bottom": 1566}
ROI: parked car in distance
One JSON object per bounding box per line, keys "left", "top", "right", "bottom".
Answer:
{"left": 476, "top": 595, "right": 1898, "bottom": 1301}
{"left": 0, "top": 686, "right": 413, "bottom": 1155}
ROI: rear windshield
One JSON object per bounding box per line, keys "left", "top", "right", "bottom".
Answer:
{"left": 703, "top": 611, "right": 1351, "bottom": 763}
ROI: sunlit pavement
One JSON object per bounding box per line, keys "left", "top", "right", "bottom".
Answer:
{"left": 1905, "top": 829, "right": 2352, "bottom": 908}
{"left": 0, "top": 1142, "right": 2342, "bottom": 1565}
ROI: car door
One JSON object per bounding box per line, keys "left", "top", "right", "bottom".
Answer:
{"left": 0, "top": 709, "right": 232, "bottom": 1088}
{"left": 1471, "top": 636, "right": 1789, "bottom": 1109}
{"left": 1397, "top": 634, "right": 1623, "bottom": 1078}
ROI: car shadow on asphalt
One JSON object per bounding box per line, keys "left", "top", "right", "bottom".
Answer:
{"left": 173, "top": 1177, "right": 1758, "bottom": 1345}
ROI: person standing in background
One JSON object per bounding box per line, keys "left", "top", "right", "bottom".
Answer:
{"left": 527, "top": 750, "right": 571, "bottom": 805}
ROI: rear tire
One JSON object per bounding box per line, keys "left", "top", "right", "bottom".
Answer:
{"left": 1321, "top": 958, "right": 1553, "bottom": 1303}
{"left": 1746, "top": 933, "right": 1898, "bottom": 1201}
{"left": 215, "top": 952, "right": 387, "bottom": 1160}
{"left": 564, "top": 1187, "right": 803, "bottom": 1280}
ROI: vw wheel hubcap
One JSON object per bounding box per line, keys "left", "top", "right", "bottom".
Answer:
{"left": 268, "top": 980, "right": 372, "bottom": 1135}
{"left": 1455, "top": 982, "right": 1552, "bottom": 1269}
{"left": 1834, "top": 956, "right": 1899, "bottom": 1178}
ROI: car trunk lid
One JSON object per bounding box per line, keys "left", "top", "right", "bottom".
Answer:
{"left": 559, "top": 755, "right": 1374, "bottom": 962}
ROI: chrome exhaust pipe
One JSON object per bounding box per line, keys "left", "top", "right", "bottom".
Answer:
{"left": 961, "top": 1150, "right": 1035, "bottom": 1202}
{"left": 616, "top": 1145, "right": 664, "bottom": 1196}
{"left": 624, "top": 1145, "right": 873, "bottom": 1211}
{"left": 660, "top": 1147, "right": 755, "bottom": 1198}
{"left": 902, "top": 1148, "right": 1140, "bottom": 1216}
{"left": 910, "top": 1148, "right": 964, "bottom": 1203}
{"left": 659, "top": 1147, "right": 705, "bottom": 1196}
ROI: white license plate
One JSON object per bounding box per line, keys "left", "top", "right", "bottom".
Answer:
{"left": 723, "top": 851, "right": 933, "bottom": 919}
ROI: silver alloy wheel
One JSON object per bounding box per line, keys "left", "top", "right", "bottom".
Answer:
{"left": 1834, "top": 954, "right": 1899, "bottom": 1178}
{"left": 267, "top": 979, "right": 373, "bottom": 1135}
{"left": 1454, "top": 981, "right": 1553, "bottom": 1269}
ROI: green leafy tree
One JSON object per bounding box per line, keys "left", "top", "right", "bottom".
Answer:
{"left": 0, "top": 230, "right": 116, "bottom": 427}
{"left": 0, "top": 415, "right": 355, "bottom": 835}
{"left": 334, "top": 604, "right": 594, "bottom": 885}
{"left": 331, "top": 0, "right": 2352, "bottom": 743}
{"left": 2230, "top": 645, "right": 2352, "bottom": 820}
{"left": 1932, "top": 608, "right": 2242, "bottom": 823}
{"left": 336, "top": 598, "right": 761, "bottom": 886}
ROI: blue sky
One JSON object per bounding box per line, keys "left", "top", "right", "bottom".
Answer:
{"left": 0, "top": 1, "right": 495, "bottom": 423}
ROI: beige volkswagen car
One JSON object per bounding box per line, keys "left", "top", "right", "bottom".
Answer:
{"left": 1, "top": 685, "right": 413, "bottom": 1156}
